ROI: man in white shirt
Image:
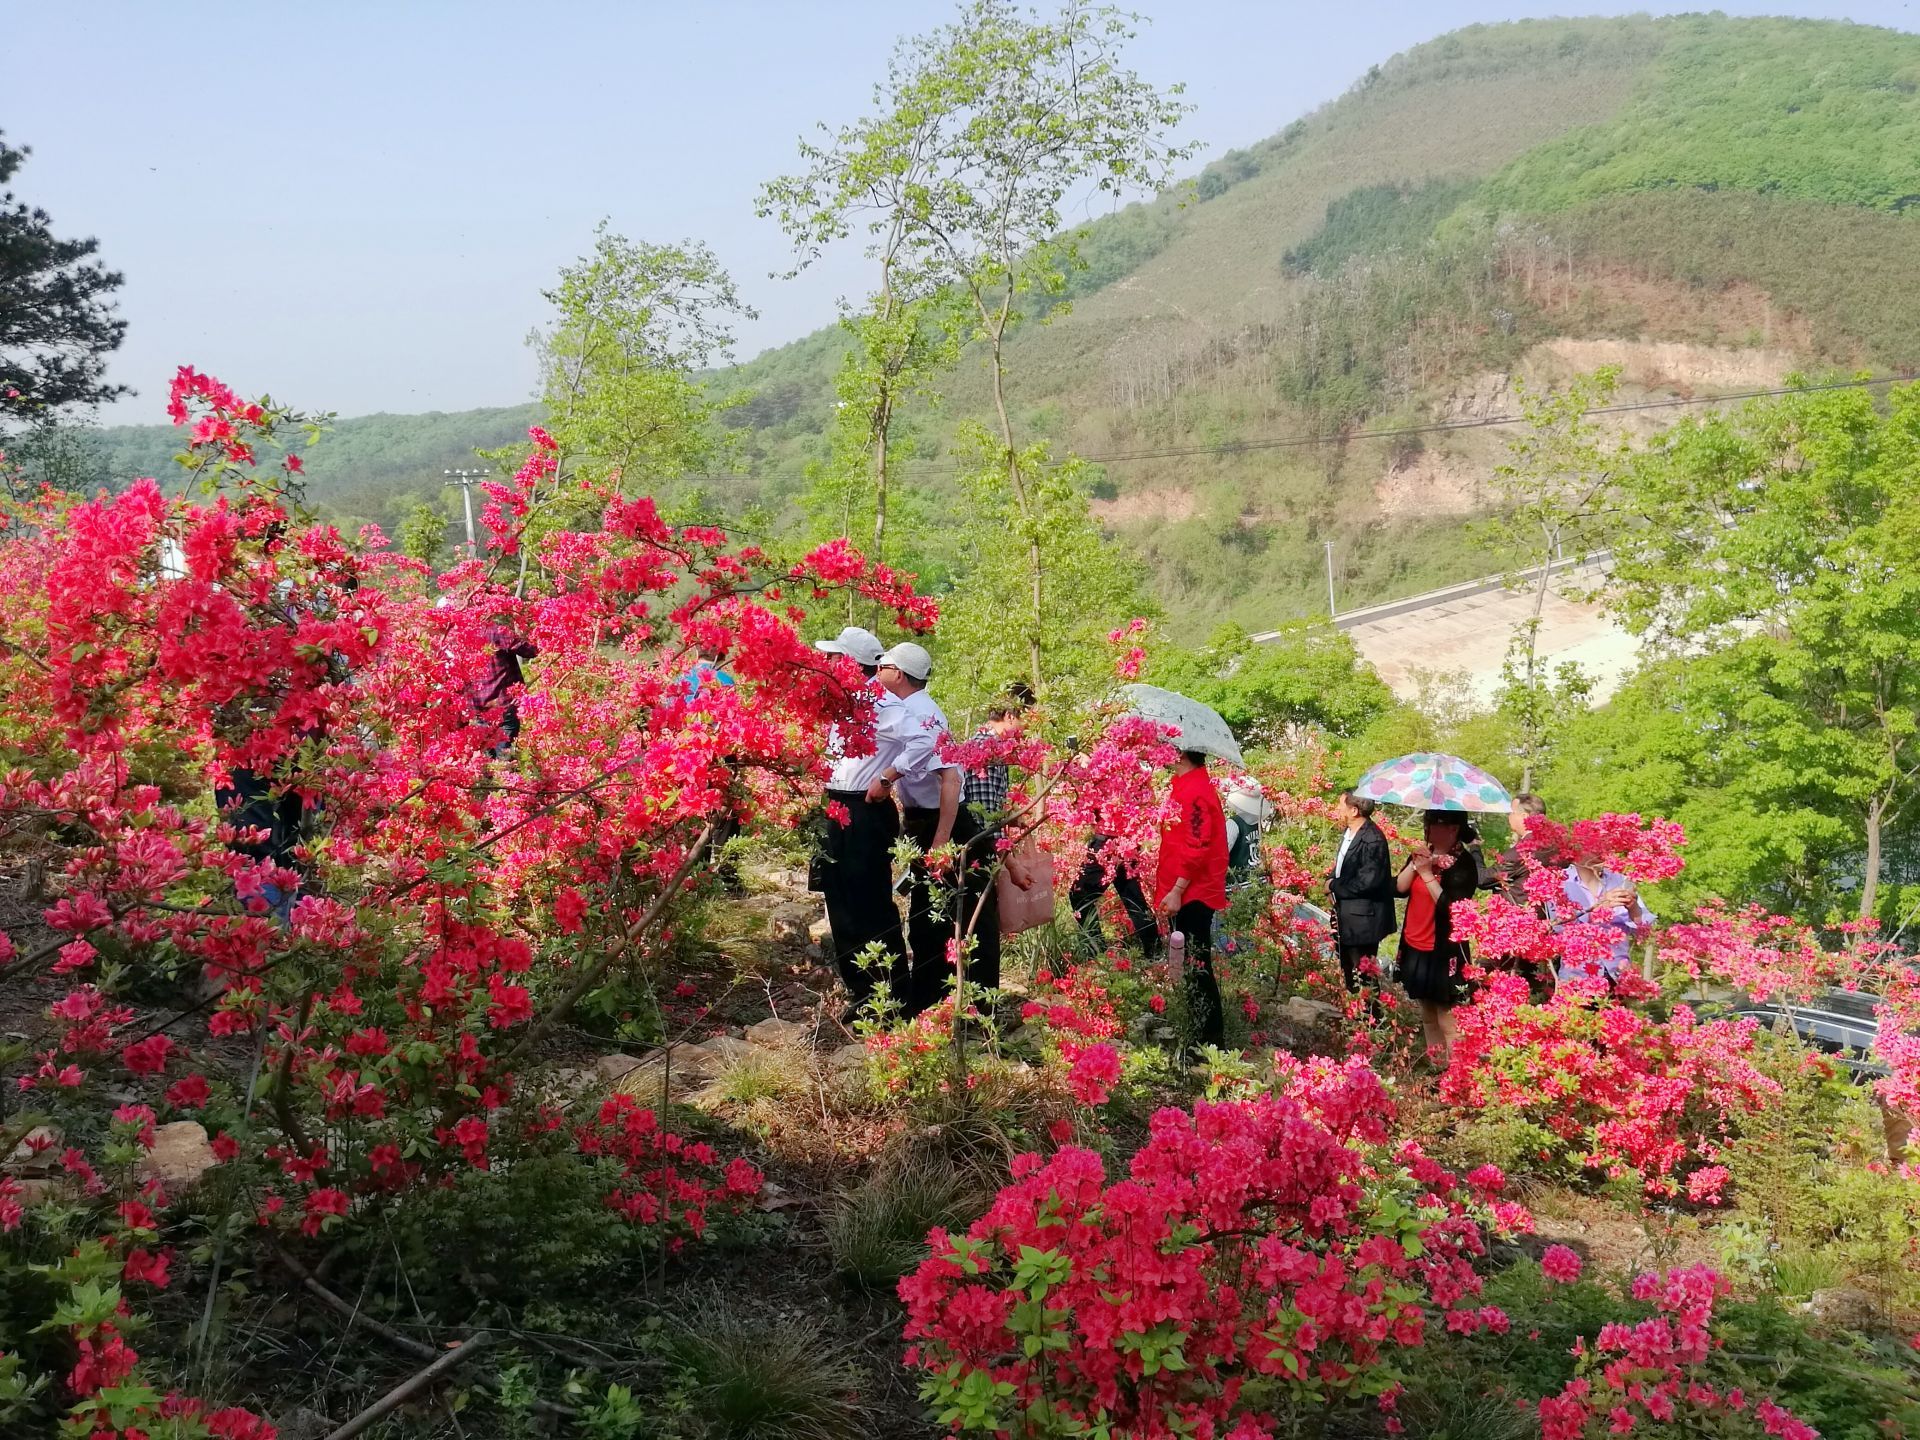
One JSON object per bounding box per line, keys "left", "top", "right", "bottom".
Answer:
{"left": 867, "top": 642, "right": 995, "bottom": 1017}
{"left": 813, "top": 627, "right": 907, "bottom": 1009}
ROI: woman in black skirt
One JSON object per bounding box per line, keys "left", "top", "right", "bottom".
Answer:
{"left": 1395, "top": 809, "right": 1480, "bottom": 1067}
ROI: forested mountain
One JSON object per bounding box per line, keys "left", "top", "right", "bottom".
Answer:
{"left": 89, "top": 403, "right": 541, "bottom": 538}
{"left": 88, "top": 14, "right": 1920, "bottom": 632}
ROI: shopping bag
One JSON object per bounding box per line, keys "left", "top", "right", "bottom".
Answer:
{"left": 996, "top": 836, "right": 1057, "bottom": 936}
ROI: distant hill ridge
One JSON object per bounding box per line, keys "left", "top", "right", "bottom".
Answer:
{"left": 92, "top": 14, "right": 1920, "bottom": 634}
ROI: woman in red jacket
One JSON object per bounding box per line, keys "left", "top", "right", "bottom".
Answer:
{"left": 1156, "top": 749, "right": 1229, "bottom": 1047}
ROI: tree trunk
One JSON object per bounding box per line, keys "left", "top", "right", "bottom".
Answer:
{"left": 1861, "top": 797, "right": 1884, "bottom": 920}
{"left": 872, "top": 409, "right": 889, "bottom": 567}
{"left": 870, "top": 256, "right": 898, "bottom": 573}
{"left": 1518, "top": 550, "right": 1553, "bottom": 792}
{"left": 986, "top": 326, "right": 1044, "bottom": 698}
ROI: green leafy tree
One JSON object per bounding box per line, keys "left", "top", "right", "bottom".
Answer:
{"left": 533, "top": 222, "right": 752, "bottom": 494}
{"left": 1148, "top": 622, "right": 1395, "bottom": 747}
{"left": 0, "top": 419, "right": 111, "bottom": 499}
{"left": 0, "top": 134, "right": 127, "bottom": 423}
{"left": 1540, "top": 658, "right": 1861, "bottom": 921}
{"left": 761, "top": 0, "right": 1194, "bottom": 695}
{"left": 397, "top": 499, "right": 450, "bottom": 567}
{"left": 797, "top": 298, "right": 960, "bottom": 591}
{"left": 499, "top": 223, "right": 753, "bottom": 589}
{"left": 1609, "top": 380, "right": 1920, "bottom": 920}
{"left": 934, "top": 431, "right": 1153, "bottom": 718}
{"left": 1478, "top": 366, "right": 1628, "bottom": 790}
{"left": 762, "top": 79, "right": 962, "bottom": 571}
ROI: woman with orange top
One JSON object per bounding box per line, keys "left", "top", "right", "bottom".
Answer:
{"left": 1396, "top": 809, "right": 1480, "bottom": 1067}
{"left": 1155, "top": 749, "right": 1230, "bottom": 1047}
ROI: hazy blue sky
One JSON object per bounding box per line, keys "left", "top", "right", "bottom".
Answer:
{"left": 10, "top": 0, "right": 1917, "bottom": 421}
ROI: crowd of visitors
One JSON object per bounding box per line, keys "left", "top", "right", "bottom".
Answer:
{"left": 226, "top": 606, "right": 1662, "bottom": 1067}
{"left": 1324, "top": 787, "right": 1659, "bottom": 1066}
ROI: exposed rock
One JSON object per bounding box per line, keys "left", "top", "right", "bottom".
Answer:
{"left": 691, "top": 1034, "right": 757, "bottom": 1069}
{"left": 756, "top": 1179, "right": 801, "bottom": 1212}
{"left": 1280, "top": 996, "right": 1340, "bottom": 1028}
{"left": 594, "top": 1053, "right": 645, "bottom": 1084}
{"left": 769, "top": 904, "right": 816, "bottom": 945}
{"left": 827, "top": 1043, "right": 869, "bottom": 1074}
{"left": 15, "top": 1178, "right": 56, "bottom": 1208}
{"left": 7, "top": 1124, "right": 60, "bottom": 1168}
{"left": 138, "top": 1121, "right": 217, "bottom": 1193}
{"left": 746, "top": 1016, "right": 811, "bottom": 1049}
{"left": 1806, "top": 1287, "right": 1878, "bottom": 1331}
{"left": 807, "top": 917, "right": 833, "bottom": 945}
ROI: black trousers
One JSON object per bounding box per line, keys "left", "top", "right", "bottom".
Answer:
{"left": 214, "top": 767, "right": 304, "bottom": 867}
{"left": 819, "top": 791, "right": 907, "bottom": 1006}
{"left": 900, "top": 804, "right": 998, "bottom": 1017}
{"left": 1175, "top": 900, "right": 1224, "bottom": 1047}
{"left": 1338, "top": 941, "right": 1380, "bottom": 993}
{"left": 1069, "top": 836, "right": 1161, "bottom": 958}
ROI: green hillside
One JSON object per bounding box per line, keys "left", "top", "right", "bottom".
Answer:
{"left": 79, "top": 14, "right": 1920, "bottom": 634}
{"left": 92, "top": 402, "right": 542, "bottom": 533}
{"left": 717, "top": 13, "right": 1920, "bottom": 638}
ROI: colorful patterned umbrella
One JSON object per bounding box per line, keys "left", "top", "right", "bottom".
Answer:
{"left": 1353, "top": 751, "right": 1511, "bottom": 813}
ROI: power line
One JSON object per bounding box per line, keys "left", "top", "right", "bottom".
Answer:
{"left": 687, "top": 373, "right": 1908, "bottom": 485}
{"left": 888, "top": 373, "right": 1908, "bottom": 473}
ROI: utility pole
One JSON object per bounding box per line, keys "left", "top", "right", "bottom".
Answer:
{"left": 444, "top": 469, "right": 484, "bottom": 555}
{"left": 1324, "top": 540, "right": 1337, "bottom": 619}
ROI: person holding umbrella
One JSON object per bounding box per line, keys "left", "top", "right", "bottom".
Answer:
{"left": 1155, "top": 748, "right": 1230, "bottom": 1048}
{"left": 1396, "top": 809, "right": 1481, "bottom": 1067}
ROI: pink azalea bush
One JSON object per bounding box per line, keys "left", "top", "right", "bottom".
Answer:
{"left": 1537, "top": 1265, "right": 1817, "bottom": 1440}
{"left": 0, "top": 367, "right": 930, "bottom": 1434}
{"left": 899, "top": 1057, "right": 1525, "bottom": 1437}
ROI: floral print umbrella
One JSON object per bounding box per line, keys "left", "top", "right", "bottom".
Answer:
{"left": 1353, "top": 751, "right": 1512, "bottom": 813}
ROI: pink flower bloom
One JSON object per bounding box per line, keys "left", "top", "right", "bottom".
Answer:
{"left": 1064, "top": 1042, "right": 1122, "bottom": 1107}
{"left": 1541, "top": 1245, "right": 1584, "bottom": 1284}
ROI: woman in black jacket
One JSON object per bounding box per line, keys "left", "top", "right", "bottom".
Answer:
{"left": 1327, "top": 792, "right": 1395, "bottom": 996}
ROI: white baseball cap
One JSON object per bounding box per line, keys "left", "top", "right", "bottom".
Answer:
{"left": 878, "top": 641, "right": 933, "bottom": 681}
{"left": 814, "top": 626, "right": 885, "bottom": 666}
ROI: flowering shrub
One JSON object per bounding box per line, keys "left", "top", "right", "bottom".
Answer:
{"left": 1537, "top": 1265, "right": 1817, "bottom": 1440}
{"left": 1438, "top": 815, "right": 1783, "bottom": 1199}
{"left": 899, "top": 1057, "right": 1527, "bottom": 1437}
{"left": 0, "top": 367, "right": 932, "bottom": 1431}
{"left": 1441, "top": 973, "right": 1777, "bottom": 1200}
{"left": 572, "top": 1095, "right": 763, "bottom": 1249}
{"left": 1661, "top": 908, "right": 1920, "bottom": 1136}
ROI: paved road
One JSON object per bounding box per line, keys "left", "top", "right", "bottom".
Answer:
{"left": 1255, "top": 558, "right": 1640, "bottom": 704}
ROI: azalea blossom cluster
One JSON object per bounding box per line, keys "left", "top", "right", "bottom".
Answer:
{"left": 900, "top": 1056, "right": 1526, "bottom": 1438}
{"left": 0, "top": 367, "right": 931, "bottom": 1433}
{"left": 1440, "top": 973, "right": 1778, "bottom": 1201}
{"left": 1435, "top": 815, "right": 1783, "bottom": 1199}
{"left": 1662, "top": 906, "right": 1920, "bottom": 1133}
{"left": 1537, "top": 1264, "right": 1817, "bottom": 1440}
{"left": 572, "top": 1095, "right": 765, "bottom": 1248}
{"left": 946, "top": 707, "right": 1179, "bottom": 900}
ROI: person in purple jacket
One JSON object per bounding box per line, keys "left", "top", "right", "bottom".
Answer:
{"left": 478, "top": 622, "right": 538, "bottom": 752}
